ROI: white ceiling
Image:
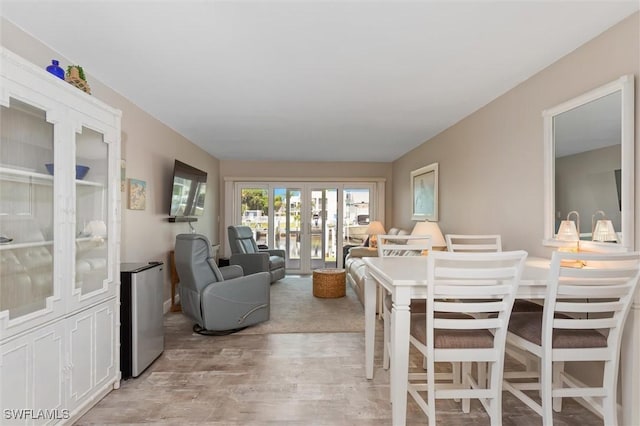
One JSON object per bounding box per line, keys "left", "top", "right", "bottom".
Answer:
{"left": 1, "top": 1, "right": 637, "bottom": 162}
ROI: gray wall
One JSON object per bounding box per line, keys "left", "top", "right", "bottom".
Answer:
{"left": 391, "top": 12, "right": 639, "bottom": 257}
{"left": 556, "top": 145, "right": 621, "bottom": 236}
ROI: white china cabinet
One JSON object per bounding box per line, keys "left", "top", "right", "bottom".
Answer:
{"left": 0, "top": 48, "right": 121, "bottom": 424}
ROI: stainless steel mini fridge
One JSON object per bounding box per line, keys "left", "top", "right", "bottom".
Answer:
{"left": 120, "top": 262, "right": 165, "bottom": 378}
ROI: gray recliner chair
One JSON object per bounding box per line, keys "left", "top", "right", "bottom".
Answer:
{"left": 175, "top": 233, "right": 270, "bottom": 334}
{"left": 227, "top": 225, "right": 286, "bottom": 283}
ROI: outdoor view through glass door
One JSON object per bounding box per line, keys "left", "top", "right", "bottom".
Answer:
{"left": 309, "top": 188, "right": 338, "bottom": 270}
{"left": 237, "top": 183, "right": 376, "bottom": 274}
{"left": 274, "top": 188, "right": 302, "bottom": 270}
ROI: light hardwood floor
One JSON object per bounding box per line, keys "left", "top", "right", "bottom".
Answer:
{"left": 76, "top": 279, "right": 602, "bottom": 425}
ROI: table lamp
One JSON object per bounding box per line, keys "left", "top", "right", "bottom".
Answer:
{"left": 557, "top": 219, "right": 579, "bottom": 242}
{"left": 592, "top": 219, "right": 618, "bottom": 243}
{"left": 411, "top": 221, "right": 446, "bottom": 251}
{"left": 557, "top": 211, "right": 580, "bottom": 246}
{"left": 591, "top": 210, "right": 618, "bottom": 243}
{"left": 556, "top": 211, "right": 583, "bottom": 267}
{"left": 366, "top": 221, "right": 385, "bottom": 248}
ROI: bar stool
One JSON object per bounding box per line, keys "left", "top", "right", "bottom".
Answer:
{"left": 503, "top": 251, "right": 640, "bottom": 426}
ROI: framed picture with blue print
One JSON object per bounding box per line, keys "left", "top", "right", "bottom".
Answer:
{"left": 411, "top": 162, "right": 438, "bottom": 221}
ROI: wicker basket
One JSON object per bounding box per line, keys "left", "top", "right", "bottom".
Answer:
{"left": 312, "top": 268, "right": 346, "bottom": 298}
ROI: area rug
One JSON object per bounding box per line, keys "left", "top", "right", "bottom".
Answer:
{"left": 234, "top": 274, "right": 365, "bottom": 334}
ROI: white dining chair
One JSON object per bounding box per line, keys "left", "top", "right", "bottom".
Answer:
{"left": 503, "top": 251, "right": 640, "bottom": 426}
{"left": 407, "top": 250, "right": 527, "bottom": 426}
{"left": 445, "top": 234, "right": 540, "bottom": 309}
{"left": 445, "top": 234, "right": 542, "bottom": 379}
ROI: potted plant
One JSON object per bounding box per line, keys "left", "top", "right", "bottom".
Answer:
{"left": 65, "top": 65, "right": 91, "bottom": 94}
{"left": 66, "top": 65, "right": 86, "bottom": 81}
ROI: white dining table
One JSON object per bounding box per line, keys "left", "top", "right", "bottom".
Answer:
{"left": 362, "top": 255, "right": 554, "bottom": 426}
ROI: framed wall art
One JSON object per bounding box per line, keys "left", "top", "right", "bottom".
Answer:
{"left": 411, "top": 162, "right": 438, "bottom": 221}
{"left": 128, "top": 178, "right": 146, "bottom": 210}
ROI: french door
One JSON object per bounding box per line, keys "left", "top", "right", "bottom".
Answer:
{"left": 233, "top": 182, "right": 381, "bottom": 274}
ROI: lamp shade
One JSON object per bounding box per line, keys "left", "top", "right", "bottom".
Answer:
{"left": 366, "top": 221, "right": 385, "bottom": 236}
{"left": 411, "top": 221, "right": 446, "bottom": 248}
{"left": 557, "top": 220, "right": 579, "bottom": 241}
{"left": 592, "top": 220, "right": 618, "bottom": 242}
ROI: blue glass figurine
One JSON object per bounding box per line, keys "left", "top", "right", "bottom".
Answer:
{"left": 46, "top": 59, "right": 65, "bottom": 80}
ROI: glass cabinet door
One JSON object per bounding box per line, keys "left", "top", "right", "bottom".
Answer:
{"left": 74, "top": 126, "right": 109, "bottom": 297}
{"left": 309, "top": 188, "right": 338, "bottom": 270}
{"left": 0, "top": 99, "right": 55, "bottom": 320}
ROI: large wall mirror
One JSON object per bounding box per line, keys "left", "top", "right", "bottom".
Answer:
{"left": 543, "top": 75, "right": 634, "bottom": 251}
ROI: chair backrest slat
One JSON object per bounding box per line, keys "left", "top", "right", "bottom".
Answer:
{"left": 559, "top": 267, "right": 638, "bottom": 279}
{"left": 557, "top": 283, "right": 632, "bottom": 298}
{"left": 434, "top": 317, "right": 502, "bottom": 330}
{"left": 555, "top": 300, "right": 624, "bottom": 313}
{"left": 436, "top": 266, "right": 518, "bottom": 280}
{"left": 434, "top": 300, "right": 506, "bottom": 313}
{"left": 445, "top": 234, "right": 502, "bottom": 253}
{"left": 435, "top": 284, "right": 513, "bottom": 298}
{"left": 377, "top": 234, "right": 432, "bottom": 257}
{"left": 554, "top": 317, "right": 617, "bottom": 330}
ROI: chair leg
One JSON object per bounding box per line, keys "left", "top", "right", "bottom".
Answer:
{"left": 540, "top": 357, "right": 554, "bottom": 425}
{"left": 462, "top": 362, "right": 471, "bottom": 413}
{"left": 427, "top": 364, "right": 437, "bottom": 426}
{"left": 388, "top": 311, "right": 394, "bottom": 403}
{"left": 453, "top": 362, "right": 461, "bottom": 402}
{"left": 488, "top": 361, "right": 502, "bottom": 426}
{"left": 552, "top": 361, "right": 564, "bottom": 412}
{"left": 602, "top": 360, "right": 619, "bottom": 425}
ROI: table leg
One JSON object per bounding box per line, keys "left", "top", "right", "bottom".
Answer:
{"left": 364, "top": 273, "right": 377, "bottom": 380}
{"left": 391, "top": 287, "right": 411, "bottom": 426}
{"left": 377, "top": 285, "right": 384, "bottom": 320}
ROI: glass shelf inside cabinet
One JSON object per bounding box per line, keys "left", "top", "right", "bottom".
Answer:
{"left": 0, "top": 166, "right": 54, "bottom": 183}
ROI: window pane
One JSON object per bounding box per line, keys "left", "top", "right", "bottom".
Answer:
{"left": 343, "top": 188, "right": 370, "bottom": 245}
{"left": 240, "top": 188, "right": 269, "bottom": 246}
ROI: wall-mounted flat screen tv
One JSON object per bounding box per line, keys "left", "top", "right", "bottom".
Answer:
{"left": 169, "top": 160, "right": 207, "bottom": 218}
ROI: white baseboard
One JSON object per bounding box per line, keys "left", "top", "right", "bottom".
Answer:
{"left": 66, "top": 379, "right": 118, "bottom": 425}
{"left": 163, "top": 295, "right": 179, "bottom": 314}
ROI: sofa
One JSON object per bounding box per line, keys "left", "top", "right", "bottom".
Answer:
{"left": 344, "top": 227, "right": 409, "bottom": 309}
